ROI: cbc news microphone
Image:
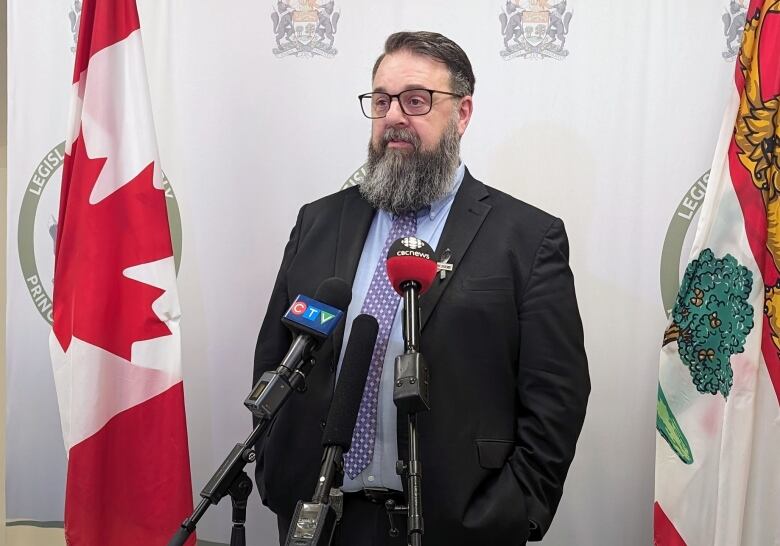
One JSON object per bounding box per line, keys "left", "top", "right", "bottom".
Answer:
{"left": 386, "top": 239, "right": 437, "bottom": 546}
{"left": 245, "top": 277, "right": 351, "bottom": 417}
{"left": 285, "top": 314, "right": 379, "bottom": 546}
{"left": 386, "top": 236, "right": 438, "bottom": 297}
{"left": 386, "top": 236, "right": 437, "bottom": 415}
{"left": 386, "top": 236, "right": 437, "bottom": 352}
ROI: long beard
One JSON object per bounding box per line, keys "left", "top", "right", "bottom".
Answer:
{"left": 359, "top": 116, "right": 460, "bottom": 215}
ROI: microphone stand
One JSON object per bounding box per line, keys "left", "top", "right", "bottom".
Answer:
{"left": 168, "top": 337, "right": 318, "bottom": 546}
{"left": 387, "top": 280, "right": 429, "bottom": 546}
{"left": 283, "top": 450, "right": 345, "bottom": 546}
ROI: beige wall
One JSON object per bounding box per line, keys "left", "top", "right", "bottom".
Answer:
{"left": 2, "top": 0, "right": 8, "bottom": 542}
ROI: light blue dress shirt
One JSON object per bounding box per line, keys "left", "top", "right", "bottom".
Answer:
{"left": 337, "top": 162, "right": 465, "bottom": 492}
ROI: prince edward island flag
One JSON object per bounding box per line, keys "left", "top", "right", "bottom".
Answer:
{"left": 654, "top": 1, "right": 780, "bottom": 544}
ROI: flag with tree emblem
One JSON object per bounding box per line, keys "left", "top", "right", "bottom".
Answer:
{"left": 654, "top": 1, "right": 780, "bottom": 544}
{"left": 50, "top": 0, "right": 194, "bottom": 543}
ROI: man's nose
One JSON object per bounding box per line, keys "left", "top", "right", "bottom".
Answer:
{"left": 384, "top": 97, "right": 409, "bottom": 125}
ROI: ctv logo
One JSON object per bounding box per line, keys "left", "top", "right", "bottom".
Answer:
{"left": 288, "top": 299, "right": 337, "bottom": 325}
{"left": 283, "top": 294, "right": 344, "bottom": 337}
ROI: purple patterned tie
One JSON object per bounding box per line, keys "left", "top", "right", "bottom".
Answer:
{"left": 343, "top": 211, "right": 417, "bottom": 479}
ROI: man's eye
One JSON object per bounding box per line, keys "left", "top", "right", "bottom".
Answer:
{"left": 374, "top": 98, "right": 390, "bottom": 109}
{"left": 404, "top": 94, "right": 430, "bottom": 109}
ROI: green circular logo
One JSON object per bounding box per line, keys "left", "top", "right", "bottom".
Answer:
{"left": 341, "top": 163, "right": 368, "bottom": 190}
{"left": 660, "top": 171, "right": 710, "bottom": 316}
{"left": 18, "top": 142, "right": 183, "bottom": 324}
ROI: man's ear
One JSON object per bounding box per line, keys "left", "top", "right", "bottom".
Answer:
{"left": 457, "top": 95, "right": 473, "bottom": 136}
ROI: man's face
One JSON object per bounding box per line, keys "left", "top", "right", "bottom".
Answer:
{"left": 359, "top": 49, "right": 473, "bottom": 214}
{"left": 370, "top": 50, "right": 472, "bottom": 153}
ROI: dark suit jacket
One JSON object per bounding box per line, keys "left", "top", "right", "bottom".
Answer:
{"left": 253, "top": 169, "right": 590, "bottom": 545}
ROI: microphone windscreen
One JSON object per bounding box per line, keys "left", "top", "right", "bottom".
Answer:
{"left": 314, "top": 277, "right": 352, "bottom": 311}
{"left": 386, "top": 237, "right": 438, "bottom": 295}
{"left": 322, "top": 314, "right": 379, "bottom": 449}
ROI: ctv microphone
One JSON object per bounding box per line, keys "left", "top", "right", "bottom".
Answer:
{"left": 245, "top": 277, "right": 351, "bottom": 417}
{"left": 286, "top": 314, "right": 379, "bottom": 546}
{"left": 170, "top": 278, "right": 352, "bottom": 546}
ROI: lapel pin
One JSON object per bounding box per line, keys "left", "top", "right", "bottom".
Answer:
{"left": 437, "top": 248, "right": 453, "bottom": 280}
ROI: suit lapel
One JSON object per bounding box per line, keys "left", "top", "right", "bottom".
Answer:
{"left": 420, "top": 170, "right": 491, "bottom": 330}
{"left": 332, "top": 188, "right": 375, "bottom": 363}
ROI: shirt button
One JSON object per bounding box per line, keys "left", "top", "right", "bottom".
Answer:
{"left": 320, "top": 419, "right": 326, "bottom": 429}
{"left": 367, "top": 475, "right": 375, "bottom": 482}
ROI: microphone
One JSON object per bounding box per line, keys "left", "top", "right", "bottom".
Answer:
{"left": 386, "top": 236, "right": 438, "bottom": 296}
{"left": 386, "top": 237, "right": 437, "bottom": 357}
{"left": 286, "top": 314, "right": 379, "bottom": 546}
{"left": 244, "top": 277, "right": 351, "bottom": 417}
{"left": 386, "top": 236, "right": 436, "bottom": 413}
{"left": 170, "top": 279, "right": 352, "bottom": 546}
{"left": 385, "top": 239, "right": 435, "bottom": 546}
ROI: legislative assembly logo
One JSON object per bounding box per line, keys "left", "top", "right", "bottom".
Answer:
{"left": 722, "top": 0, "right": 747, "bottom": 60}
{"left": 499, "top": 0, "right": 573, "bottom": 60}
{"left": 271, "top": 0, "right": 340, "bottom": 58}
{"left": 18, "top": 143, "right": 183, "bottom": 324}
{"left": 660, "top": 171, "right": 710, "bottom": 316}
{"left": 340, "top": 163, "right": 368, "bottom": 190}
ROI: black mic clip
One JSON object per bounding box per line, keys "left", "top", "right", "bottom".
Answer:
{"left": 285, "top": 489, "right": 344, "bottom": 546}
{"left": 394, "top": 352, "right": 429, "bottom": 414}
{"left": 244, "top": 348, "right": 316, "bottom": 418}
{"left": 285, "top": 448, "right": 345, "bottom": 546}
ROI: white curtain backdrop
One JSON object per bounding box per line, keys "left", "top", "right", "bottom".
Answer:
{"left": 6, "top": 1, "right": 740, "bottom": 544}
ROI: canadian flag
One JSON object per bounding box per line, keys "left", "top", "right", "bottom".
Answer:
{"left": 50, "top": 0, "right": 194, "bottom": 544}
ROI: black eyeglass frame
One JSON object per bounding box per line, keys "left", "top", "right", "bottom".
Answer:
{"left": 357, "top": 88, "right": 465, "bottom": 119}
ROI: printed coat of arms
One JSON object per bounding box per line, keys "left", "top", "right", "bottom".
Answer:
{"left": 499, "top": 0, "right": 573, "bottom": 60}
{"left": 271, "top": 0, "right": 340, "bottom": 58}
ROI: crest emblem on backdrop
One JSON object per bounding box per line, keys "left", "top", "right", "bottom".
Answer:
{"left": 271, "top": 0, "right": 340, "bottom": 58}
{"left": 499, "top": 0, "right": 573, "bottom": 60}
{"left": 722, "top": 0, "right": 747, "bottom": 59}
{"left": 69, "top": 0, "right": 82, "bottom": 53}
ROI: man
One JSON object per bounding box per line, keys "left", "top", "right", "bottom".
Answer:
{"left": 254, "top": 31, "right": 589, "bottom": 546}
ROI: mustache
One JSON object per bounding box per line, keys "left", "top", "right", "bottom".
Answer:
{"left": 379, "top": 127, "right": 421, "bottom": 150}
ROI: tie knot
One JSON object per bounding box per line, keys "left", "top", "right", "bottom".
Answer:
{"left": 392, "top": 211, "right": 417, "bottom": 235}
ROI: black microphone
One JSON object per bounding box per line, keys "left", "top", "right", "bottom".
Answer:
{"left": 315, "top": 314, "right": 378, "bottom": 499}
{"left": 285, "top": 314, "right": 379, "bottom": 546}
{"left": 245, "top": 277, "right": 351, "bottom": 417}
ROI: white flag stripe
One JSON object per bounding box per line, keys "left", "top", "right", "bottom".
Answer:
{"left": 72, "top": 29, "right": 163, "bottom": 204}
{"left": 51, "top": 334, "right": 181, "bottom": 452}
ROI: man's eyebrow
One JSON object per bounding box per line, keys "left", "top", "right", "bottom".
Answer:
{"left": 372, "top": 84, "right": 429, "bottom": 93}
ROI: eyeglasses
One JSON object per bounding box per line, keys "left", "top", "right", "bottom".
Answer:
{"left": 358, "top": 89, "right": 464, "bottom": 119}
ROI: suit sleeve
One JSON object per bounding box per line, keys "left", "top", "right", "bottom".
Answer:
{"left": 252, "top": 205, "right": 305, "bottom": 499}
{"left": 511, "top": 217, "right": 590, "bottom": 540}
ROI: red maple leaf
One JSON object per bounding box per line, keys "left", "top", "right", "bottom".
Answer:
{"left": 53, "top": 129, "right": 174, "bottom": 361}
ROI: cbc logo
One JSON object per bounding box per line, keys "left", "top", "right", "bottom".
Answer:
{"left": 401, "top": 237, "right": 424, "bottom": 250}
